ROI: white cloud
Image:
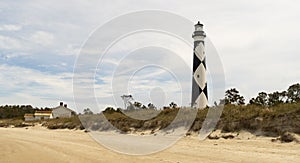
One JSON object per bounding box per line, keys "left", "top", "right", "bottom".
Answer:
{"left": 60, "top": 44, "right": 80, "bottom": 56}
{"left": 0, "top": 35, "right": 21, "bottom": 50}
{"left": 30, "top": 31, "right": 54, "bottom": 46}
{"left": 0, "top": 24, "right": 22, "bottom": 31}
{"left": 0, "top": 64, "right": 75, "bottom": 109}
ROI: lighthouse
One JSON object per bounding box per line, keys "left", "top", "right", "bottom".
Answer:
{"left": 191, "top": 21, "right": 208, "bottom": 108}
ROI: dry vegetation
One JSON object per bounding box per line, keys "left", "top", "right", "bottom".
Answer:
{"left": 80, "top": 103, "right": 300, "bottom": 139}
{"left": 1, "top": 103, "right": 299, "bottom": 142}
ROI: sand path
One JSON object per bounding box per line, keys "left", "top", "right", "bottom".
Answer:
{"left": 0, "top": 127, "right": 299, "bottom": 162}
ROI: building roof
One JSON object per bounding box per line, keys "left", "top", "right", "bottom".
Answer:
{"left": 35, "top": 111, "right": 52, "bottom": 114}
{"left": 52, "top": 106, "right": 75, "bottom": 113}
{"left": 24, "top": 113, "right": 34, "bottom": 117}
{"left": 34, "top": 110, "right": 52, "bottom": 116}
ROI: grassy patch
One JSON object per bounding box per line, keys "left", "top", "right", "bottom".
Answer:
{"left": 42, "top": 116, "right": 84, "bottom": 130}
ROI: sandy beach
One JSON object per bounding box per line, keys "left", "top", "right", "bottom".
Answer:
{"left": 0, "top": 127, "right": 299, "bottom": 163}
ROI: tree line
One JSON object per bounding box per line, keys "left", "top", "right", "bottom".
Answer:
{"left": 224, "top": 83, "right": 300, "bottom": 107}
{"left": 0, "top": 105, "right": 51, "bottom": 119}
{"left": 100, "top": 83, "right": 300, "bottom": 113}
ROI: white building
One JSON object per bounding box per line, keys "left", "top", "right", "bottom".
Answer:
{"left": 52, "top": 102, "right": 75, "bottom": 118}
{"left": 24, "top": 113, "right": 35, "bottom": 121}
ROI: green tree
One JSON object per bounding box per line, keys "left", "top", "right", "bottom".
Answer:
{"left": 249, "top": 92, "right": 268, "bottom": 106}
{"left": 287, "top": 83, "right": 300, "bottom": 103}
{"left": 133, "top": 102, "right": 142, "bottom": 108}
{"left": 147, "top": 103, "right": 156, "bottom": 110}
{"left": 268, "top": 91, "right": 286, "bottom": 106}
{"left": 103, "top": 107, "right": 115, "bottom": 113}
{"left": 169, "top": 102, "right": 178, "bottom": 108}
{"left": 83, "top": 108, "right": 93, "bottom": 115}
{"left": 224, "top": 88, "right": 245, "bottom": 105}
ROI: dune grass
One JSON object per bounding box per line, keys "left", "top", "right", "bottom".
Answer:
{"left": 1, "top": 103, "right": 299, "bottom": 137}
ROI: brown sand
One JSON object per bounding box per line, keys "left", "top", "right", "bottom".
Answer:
{"left": 0, "top": 127, "right": 299, "bottom": 163}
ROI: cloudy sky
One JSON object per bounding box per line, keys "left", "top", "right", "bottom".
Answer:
{"left": 0, "top": 0, "right": 299, "bottom": 112}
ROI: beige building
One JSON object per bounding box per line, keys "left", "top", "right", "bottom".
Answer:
{"left": 34, "top": 111, "right": 53, "bottom": 120}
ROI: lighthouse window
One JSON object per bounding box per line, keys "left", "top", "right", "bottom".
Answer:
{"left": 197, "top": 75, "right": 200, "bottom": 78}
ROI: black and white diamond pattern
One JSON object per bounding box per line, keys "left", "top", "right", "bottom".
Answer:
{"left": 191, "top": 25, "right": 208, "bottom": 108}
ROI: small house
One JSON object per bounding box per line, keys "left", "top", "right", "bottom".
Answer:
{"left": 24, "top": 114, "right": 35, "bottom": 121}
{"left": 52, "top": 102, "right": 75, "bottom": 118}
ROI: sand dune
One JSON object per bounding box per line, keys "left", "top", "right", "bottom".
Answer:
{"left": 0, "top": 127, "right": 299, "bottom": 163}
